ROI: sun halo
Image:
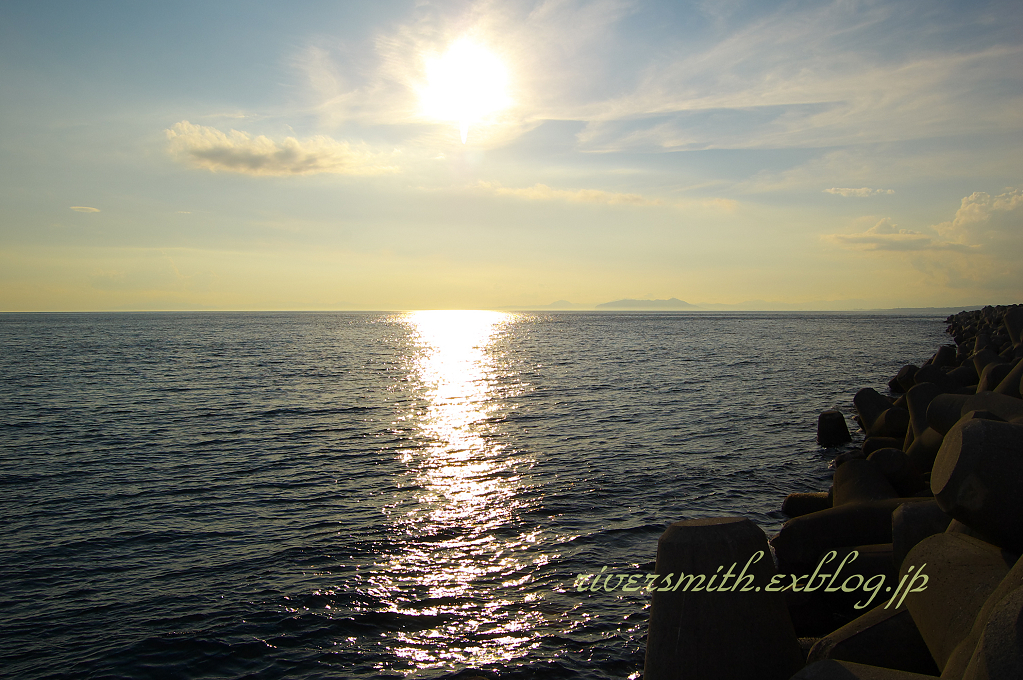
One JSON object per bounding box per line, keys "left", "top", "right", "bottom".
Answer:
{"left": 419, "top": 38, "right": 512, "bottom": 144}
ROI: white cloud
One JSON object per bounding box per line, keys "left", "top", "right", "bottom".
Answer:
{"left": 822, "top": 186, "right": 1023, "bottom": 298}
{"left": 295, "top": 0, "right": 636, "bottom": 147}
{"left": 571, "top": 4, "right": 1023, "bottom": 152}
{"left": 824, "top": 187, "right": 895, "bottom": 197}
{"left": 165, "top": 121, "right": 399, "bottom": 176}
{"left": 290, "top": 0, "right": 1022, "bottom": 157}
{"left": 933, "top": 188, "right": 1023, "bottom": 246}
{"left": 823, "top": 218, "right": 947, "bottom": 252}
{"left": 70, "top": 206, "right": 100, "bottom": 213}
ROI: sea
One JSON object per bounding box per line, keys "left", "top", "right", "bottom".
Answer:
{"left": 0, "top": 311, "right": 953, "bottom": 679}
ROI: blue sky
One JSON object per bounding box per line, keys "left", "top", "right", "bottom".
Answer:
{"left": 1, "top": 0, "right": 1021, "bottom": 310}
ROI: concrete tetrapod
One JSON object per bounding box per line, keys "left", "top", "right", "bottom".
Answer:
{"left": 783, "top": 491, "right": 832, "bottom": 518}
{"left": 902, "top": 533, "right": 1015, "bottom": 672}
{"left": 972, "top": 349, "right": 1001, "bottom": 379}
{"left": 867, "top": 448, "right": 915, "bottom": 490}
{"left": 792, "top": 659, "right": 945, "bottom": 679}
{"left": 864, "top": 437, "right": 906, "bottom": 456}
{"left": 993, "top": 359, "right": 1023, "bottom": 399}
{"left": 940, "top": 553, "right": 1023, "bottom": 679}
{"left": 905, "top": 427, "right": 945, "bottom": 475}
{"left": 927, "top": 392, "right": 1023, "bottom": 436}
{"left": 819, "top": 410, "right": 854, "bottom": 447}
{"left": 906, "top": 383, "right": 945, "bottom": 439}
{"left": 914, "top": 365, "right": 955, "bottom": 392}
{"left": 931, "top": 345, "right": 957, "bottom": 368}
{"left": 892, "top": 500, "right": 952, "bottom": 571}
{"left": 806, "top": 602, "right": 939, "bottom": 676}
{"left": 643, "top": 517, "right": 803, "bottom": 680}
{"left": 855, "top": 388, "right": 894, "bottom": 436}
{"left": 1004, "top": 307, "right": 1023, "bottom": 345}
{"left": 976, "top": 362, "right": 1014, "bottom": 393}
{"left": 931, "top": 418, "right": 1023, "bottom": 555}
{"left": 960, "top": 586, "right": 1023, "bottom": 680}
{"left": 896, "top": 365, "right": 919, "bottom": 393}
{"left": 772, "top": 498, "right": 931, "bottom": 575}
{"left": 833, "top": 459, "right": 899, "bottom": 506}
{"left": 872, "top": 408, "right": 911, "bottom": 440}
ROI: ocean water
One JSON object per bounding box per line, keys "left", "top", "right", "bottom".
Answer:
{"left": 0, "top": 311, "right": 952, "bottom": 679}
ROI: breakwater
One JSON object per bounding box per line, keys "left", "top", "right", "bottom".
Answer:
{"left": 643, "top": 305, "right": 1023, "bottom": 679}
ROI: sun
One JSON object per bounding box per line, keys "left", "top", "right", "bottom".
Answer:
{"left": 420, "top": 38, "right": 511, "bottom": 144}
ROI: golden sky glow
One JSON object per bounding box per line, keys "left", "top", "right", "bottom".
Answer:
{"left": 420, "top": 38, "right": 512, "bottom": 144}
{"left": 0, "top": 1, "right": 1021, "bottom": 311}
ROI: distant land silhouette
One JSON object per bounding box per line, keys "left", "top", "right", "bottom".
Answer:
{"left": 595, "top": 298, "right": 700, "bottom": 310}
{"left": 504, "top": 300, "right": 988, "bottom": 313}
{"left": 530, "top": 299, "right": 590, "bottom": 310}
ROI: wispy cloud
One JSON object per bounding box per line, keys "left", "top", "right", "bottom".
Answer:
{"left": 572, "top": 4, "right": 1023, "bottom": 152}
{"left": 70, "top": 206, "right": 100, "bottom": 212}
{"left": 295, "top": 0, "right": 636, "bottom": 147}
{"left": 476, "top": 180, "right": 662, "bottom": 206}
{"left": 824, "top": 187, "right": 895, "bottom": 197}
{"left": 474, "top": 180, "right": 738, "bottom": 210}
{"left": 165, "top": 121, "right": 399, "bottom": 176}
{"left": 293, "top": 0, "right": 1021, "bottom": 156}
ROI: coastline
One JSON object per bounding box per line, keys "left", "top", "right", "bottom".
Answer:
{"left": 642, "top": 304, "right": 1023, "bottom": 679}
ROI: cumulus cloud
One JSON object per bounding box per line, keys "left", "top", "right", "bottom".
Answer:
{"left": 70, "top": 206, "right": 100, "bottom": 212}
{"left": 933, "top": 188, "right": 1023, "bottom": 246}
{"left": 165, "top": 121, "right": 399, "bottom": 176}
{"left": 824, "top": 187, "right": 1022, "bottom": 260}
{"left": 824, "top": 187, "right": 895, "bottom": 197}
{"left": 824, "top": 218, "right": 943, "bottom": 251}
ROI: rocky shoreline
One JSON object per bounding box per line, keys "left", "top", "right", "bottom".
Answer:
{"left": 643, "top": 304, "right": 1023, "bottom": 679}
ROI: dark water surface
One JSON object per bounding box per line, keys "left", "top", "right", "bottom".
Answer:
{"left": 0, "top": 311, "right": 951, "bottom": 679}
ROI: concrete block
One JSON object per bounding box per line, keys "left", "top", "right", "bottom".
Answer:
{"left": 834, "top": 459, "right": 899, "bottom": 506}
{"left": 931, "top": 418, "right": 1023, "bottom": 554}
{"left": 643, "top": 517, "right": 803, "bottom": 680}
{"left": 784, "top": 491, "right": 832, "bottom": 518}
{"left": 819, "top": 410, "right": 854, "bottom": 447}
{"left": 892, "top": 500, "right": 951, "bottom": 571}
{"left": 806, "top": 603, "right": 939, "bottom": 676}
{"left": 903, "top": 533, "right": 1015, "bottom": 671}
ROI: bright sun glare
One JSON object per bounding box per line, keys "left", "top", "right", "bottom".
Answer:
{"left": 420, "top": 38, "right": 511, "bottom": 144}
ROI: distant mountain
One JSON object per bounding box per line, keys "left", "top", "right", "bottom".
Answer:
{"left": 596, "top": 298, "right": 699, "bottom": 310}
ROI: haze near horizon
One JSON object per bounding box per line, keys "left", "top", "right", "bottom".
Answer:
{"left": 1, "top": 0, "right": 1021, "bottom": 311}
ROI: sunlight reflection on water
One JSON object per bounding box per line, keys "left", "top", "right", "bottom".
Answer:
{"left": 374, "top": 310, "right": 545, "bottom": 670}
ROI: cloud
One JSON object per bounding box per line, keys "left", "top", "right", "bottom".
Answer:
{"left": 90, "top": 255, "right": 216, "bottom": 293}
{"left": 165, "top": 121, "right": 399, "bottom": 176}
{"left": 933, "top": 187, "right": 1023, "bottom": 246}
{"left": 476, "top": 180, "right": 662, "bottom": 206}
{"left": 824, "top": 187, "right": 1022, "bottom": 260}
{"left": 70, "top": 206, "right": 100, "bottom": 212}
{"left": 474, "top": 181, "right": 738, "bottom": 210}
{"left": 570, "top": 4, "right": 1023, "bottom": 152}
{"left": 291, "top": 0, "right": 1021, "bottom": 157}
{"left": 824, "top": 187, "right": 895, "bottom": 197}
{"left": 824, "top": 218, "right": 945, "bottom": 252}
{"left": 295, "top": 0, "right": 637, "bottom": 147}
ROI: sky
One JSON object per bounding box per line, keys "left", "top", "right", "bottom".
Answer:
{"left": 1, "top": 0, "right": 1021, "bottom": 311}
